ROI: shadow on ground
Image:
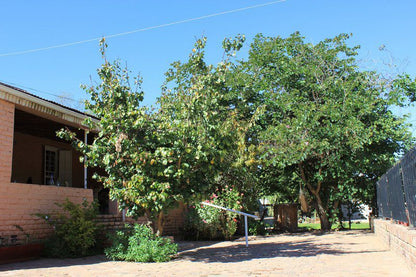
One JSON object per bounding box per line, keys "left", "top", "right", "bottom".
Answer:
{"left": 0, "top": 241, "right": 222, "bottom": 272}
{"left": 0, "top": 255, "right": 109, "bottom": 272}
{"left": 0, "top": 230, "right": 383, "bottom": 271}
{"left": 178, "top": 238, "right": 384, "bottom": 263}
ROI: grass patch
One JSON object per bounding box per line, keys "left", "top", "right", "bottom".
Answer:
{"left": 345, "top": 221, "right": 370, "bottom": 229}
{"left": 299, "top": 221, "right": 370, "bottom": 230}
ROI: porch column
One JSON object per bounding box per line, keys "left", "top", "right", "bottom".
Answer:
{"left": 0, "top": 100, "right": 14, "bottom": 184}
{"left": 84, "top": 130, "right": 88, "bottom": 189}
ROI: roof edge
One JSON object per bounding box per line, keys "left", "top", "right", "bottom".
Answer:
{"left": 0, "top": 82, "right": 98, "bottom": 128}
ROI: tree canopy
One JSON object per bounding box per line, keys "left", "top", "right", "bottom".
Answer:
{"left": 58, "top": 37, "right": 252, "bottom": 234}
{"left": 59, "top": 33, "right": 415, "bottom": 232}
{"left": 229, "top": 33, "right": 413, "bottom": 229}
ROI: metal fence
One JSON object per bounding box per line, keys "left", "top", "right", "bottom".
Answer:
{"left": 377, "top": 148, "right": 416, "bottom": 226}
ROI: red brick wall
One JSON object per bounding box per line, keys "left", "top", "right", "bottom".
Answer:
{"left": 374, "top": 219, "right": 416, "bottom": 271}
{"left": 0, "top": 182, "right": 93, "bottom": 241}
{"left": 163, "top": 203, "right": 186, "bottom": 236}
{"left": 0, "top": 99, "right": 94, "bottom": 242}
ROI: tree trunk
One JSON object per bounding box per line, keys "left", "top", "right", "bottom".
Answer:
{"left": 146, "top": 209, "right": 164, "bottom": 236}
{"left": 298, "top": 162, "right": 330, "bottom": 230}
{"left": 348, "top": 203, "right": 352, "bottom": 230}
{"left": 155, "top": 210, "right": 164, "bottom": 236}
{"left": 314, "top": 194, "right": 331, "bottom": 231}
{"left": 336, "top": 204, "right": 346, "bottom": 230}
{"left": 333, "top": 200, "right": 345, "bottom": 230}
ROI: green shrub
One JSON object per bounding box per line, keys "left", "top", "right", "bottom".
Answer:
{"left": 184, "top": 205, "right": 222, "bottom": 240}
{"left": 37, "top": 199, "right": 99, "bottom": 258}
{"left": 186, "top": 185, "right": 243, "bottom": 240}
{"left": 248, "top": 220, "right": 270, "bottom": 236}
{"left": 105, "top": 224, "right": 177, "bottom": 262}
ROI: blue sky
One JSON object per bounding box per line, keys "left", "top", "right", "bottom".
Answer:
{"left": 1, "top": 0, "right": 415, "bottom": 124}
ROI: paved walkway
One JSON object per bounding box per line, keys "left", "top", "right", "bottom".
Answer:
{"left": 0, "top": 230, "right": 413, "bottom": 276}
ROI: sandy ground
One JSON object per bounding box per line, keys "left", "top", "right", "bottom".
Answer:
{"left": 0, "top": 230, "right": 413, "bottom": 277}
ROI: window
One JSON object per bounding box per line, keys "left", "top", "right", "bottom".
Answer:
{"left": 44, "top": 146, "right": 57, "bottom": 185}
{"left": 44, "top": 146, "right": 72, "bottom": 186}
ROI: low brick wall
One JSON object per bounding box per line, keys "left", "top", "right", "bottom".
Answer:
{"left": 0, "top": 181, "right": 186, "bottom": 245}
{"left": 163, "top": 203, "right": 186, "bottom": 236}
{"left": 374, "top": 218, "right": 416, "bottom": 271}
{"left": 95, "top": 203, "right": 186, "bottom": 237}
{"left": 0, "top": 182, "right": 93, "bottom": 242}
{"left": 95, "top": 214, "right": 149, "bottom": 232}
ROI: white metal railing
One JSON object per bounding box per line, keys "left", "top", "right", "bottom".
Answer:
{"left": 200, "top": 201, "right": 259, "bottom": 247}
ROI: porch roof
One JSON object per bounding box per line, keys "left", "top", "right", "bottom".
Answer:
{"left": 0, "top": 81, "right": 97, "bottom": 128}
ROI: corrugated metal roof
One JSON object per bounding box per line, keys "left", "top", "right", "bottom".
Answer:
{"left": 0, "top": 81, "right": 97, "bottom": 119}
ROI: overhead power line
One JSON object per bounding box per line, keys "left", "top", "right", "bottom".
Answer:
{"left": 0, "top": 0, "right": 287, "bottom": 57}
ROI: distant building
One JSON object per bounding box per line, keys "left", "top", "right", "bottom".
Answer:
{"left": 341, "top": 203, "right": 371, "bottom": 220}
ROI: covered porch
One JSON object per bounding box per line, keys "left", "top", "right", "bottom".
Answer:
{"left": 0, "top": 82, "right": 119, "bottom": 242}
{"left": 10, "top": 107, "right": 118, "bottom": 215}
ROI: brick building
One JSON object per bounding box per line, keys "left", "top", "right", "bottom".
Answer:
{"left": 0, "top": 82, "right": 184, "bottom": 242}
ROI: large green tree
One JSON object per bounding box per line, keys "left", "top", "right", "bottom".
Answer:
{"left": 59, "top": 38, "right": 250, "bottom": 234}
{"left": 229, "top": 33, "right": 413, "bottom": 230}
{"left": 58, "top": 40, "right": 172, "bottom": 233}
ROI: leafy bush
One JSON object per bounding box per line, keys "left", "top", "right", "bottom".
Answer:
{"left": 105, "top": 224, "right": 177, "bottom": 262}
{"left": 185, "top": 185, "right": 243, "bottom": 240}
{"left": 184, "top": 205, "right": 221, "bottom": 240}
{"left": 248, "top": 220, "right": 271, "bottom": 236}
{"left": 37, "top": 199, "right": 99, "bottom": 258}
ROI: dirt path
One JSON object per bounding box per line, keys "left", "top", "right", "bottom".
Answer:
{"left": 0, "top": 230, "right": 413, "bottom": 276}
